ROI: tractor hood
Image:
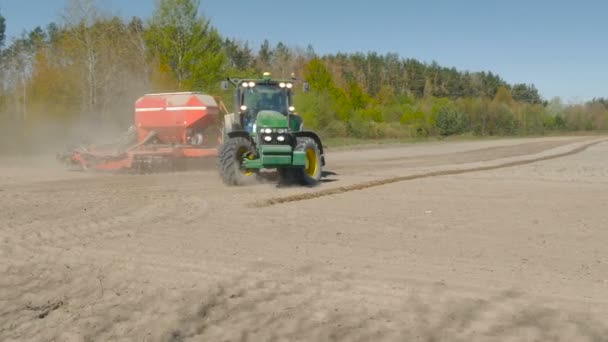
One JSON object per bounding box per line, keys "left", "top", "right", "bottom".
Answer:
{"left": 255, "top": 110, "right": 288, "bottom": 128}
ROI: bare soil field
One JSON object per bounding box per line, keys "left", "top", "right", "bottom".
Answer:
{"left": 1, "top": 135, "right": 608, "bottom": 341}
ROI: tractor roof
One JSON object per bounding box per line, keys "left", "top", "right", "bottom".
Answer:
{"left": 229, "top": 72, "right": 296, "bottom": 85}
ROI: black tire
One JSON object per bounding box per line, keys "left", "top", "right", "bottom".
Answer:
{"left": 294, "top": 137, "right": 322, "bottom": 186}
{"left": 218, "top": 136, "right": 257, "bottom": 186}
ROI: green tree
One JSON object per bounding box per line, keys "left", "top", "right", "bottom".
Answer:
{"left": 488, "top": 87, "right": 516, "bottom": 135}
{"left": 305, "top": 44, "right": 316, "bottom": 59}
{"left": 304, "top": 58, "right": 336, "bottom": 92}
{"left": 270, "top": 41, "right": 299, "bottom": 78}
{"left": 346, "top": 79, "right": 371, "bottom": 111}
{"left": 0, "top": 10, "right": 5, "bottom": 49}
{"left": 294, "top": 91, "right": 335, "bottom": 130}
{"left": 146, "top": 0, "right": 225, "bottom": 90}
{"left": 223, "top": 38, "right": 255, "bottom": 73}
{"left": 300, "top": 58, "right": 350, "bottom": 123}
{"left": 403, "top": 58, "right": 426, "bottom": 98}
{"left": 46, "top": 22, "right": 61, "bottom": 44}
{"left": 512, "top": 83, "right": 542, "bottom": 104}
{"left": 436, "top": 105, "right": 466, "bottom": 136}
{"left": 256, "top": 39, "right": 272, "bottom": 71}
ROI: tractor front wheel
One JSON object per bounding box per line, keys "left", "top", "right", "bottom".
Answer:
{"left": 218, "top": 136, "right": 257, "bottom": 186}
{"left": 294, "top": 137, "right": 322, "bottom": 186}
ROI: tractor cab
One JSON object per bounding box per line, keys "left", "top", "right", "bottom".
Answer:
{"left": 242, "top": 82, "right": 290, "bottom": 115}
{"left": 222, "top": 72, "right": 302, "bottom": 134}
{"left": 240, "top": 81, "right": 291, "bottom": 133}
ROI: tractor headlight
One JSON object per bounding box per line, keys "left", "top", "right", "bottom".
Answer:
{"left": 248, "top": 81, "right": 256, "bottom": 87}
{"left": 279, "top": 82, "right": 286, "bottom": 88}
{"left": 263, "top": 135, "right": 272, "bottom": 142}
{"left": 277, "top": 135, "right": 286, "bottom": 142}
{"left": 277, "top": 128, "right": 286, "bottom": 134}
{"left": 286, "top": 83, "right": 293, "bottom": 89}
{"left": 264, "top": 128, "right": 272, "bottom": 134}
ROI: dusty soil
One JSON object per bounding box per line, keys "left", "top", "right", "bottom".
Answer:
{"left": 1, "top": 135, "right": 608, "bottom": 341}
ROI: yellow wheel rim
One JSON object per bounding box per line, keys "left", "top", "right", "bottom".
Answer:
{"left": 305, "top": 147, "right": 318, "bottom": 176}
{"left": 238, "top": 147, "right": 255, "bottom": 176}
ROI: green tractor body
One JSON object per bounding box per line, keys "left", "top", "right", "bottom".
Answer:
{"left": 218, "top": 73, "right": 325, "bottom": 186}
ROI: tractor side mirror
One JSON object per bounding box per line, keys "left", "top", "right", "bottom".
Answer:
{"left": 303, "top": 82, "right": 310, "bottom": 93}
{"left": 220, "top": 80, "right": 229, "bottom": 91}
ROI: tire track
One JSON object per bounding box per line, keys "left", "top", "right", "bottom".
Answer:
{"left": 253, "top": 139, "right": 607, "bottom": 208}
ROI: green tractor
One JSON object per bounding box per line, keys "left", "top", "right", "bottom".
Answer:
{"left": 218, "top": 72, "right": 325, "bottom": 186}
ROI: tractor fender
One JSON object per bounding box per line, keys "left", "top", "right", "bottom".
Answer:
{"left": 227, "top": 130, "right": 252, "bottom": 140}
{"left": 292, "top": 131, "right": 325, "bottom": 166}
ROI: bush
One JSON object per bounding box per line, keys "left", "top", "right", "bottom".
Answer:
{"left": 435, "top": 106, "right": 466, "bottom": 136}
{"left": 354, "top": 106, "right": 383, "bottom": 123}
{"left": 543, "top": 115, "right": 557, "bottom": 130}
{"left": 324, "top": 120, "right": 349, "bottom": 137}
{"left": 347, "top": 119, "right": 376, "bottom": 139}
{"left": 294, "top": 91, "right": 336, "bottom": 130}
{"left": 496, "top": 109, "right": 516, "bottom": 135}
{"left": 399, "top": 110, "right": 429, "bottom": 137}
{"left": 377, "top": 122, "right": 407, "bottom": 139}
{"left": 400, "top": 110, "right": 425, "bottom": 125}
{"left": 554, "top": 115, "right": 567, "bottom": 130}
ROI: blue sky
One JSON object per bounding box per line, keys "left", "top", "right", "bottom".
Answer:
{"left": 1, "top": 0, "right": 607, "bottom": 103}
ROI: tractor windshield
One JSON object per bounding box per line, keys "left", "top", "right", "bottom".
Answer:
{"left": 242, "top": 84, "right": 289, "bottom": 115}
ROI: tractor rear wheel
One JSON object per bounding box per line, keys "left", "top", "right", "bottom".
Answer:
{"left": 218, "top": 136, "right": 257, "bottom": 186}
{"left": 294, "top": 137, "right": 322, "bottom": 186}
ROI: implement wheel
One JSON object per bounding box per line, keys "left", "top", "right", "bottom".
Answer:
{"left": 218, "top": 136, "right": 257, "bottom": 186}
{"left": 295, "top": 137, "right": 322, "bottom": 186}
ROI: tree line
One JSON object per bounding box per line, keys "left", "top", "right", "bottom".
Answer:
{"left": 0, "top": 0, "right": 606, "bottom": 153}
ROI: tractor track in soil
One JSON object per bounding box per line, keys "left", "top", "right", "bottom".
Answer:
{"left": 253, "top": 138, "right": 608, "bottom": 207}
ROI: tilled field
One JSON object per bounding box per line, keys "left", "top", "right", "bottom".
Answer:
{"left": 1, "top": 135, "right": 608, "bottom": 341}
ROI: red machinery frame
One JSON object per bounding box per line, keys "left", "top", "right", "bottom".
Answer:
{"left": 59, "top": 92, "right": 223, "bottom": 172}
